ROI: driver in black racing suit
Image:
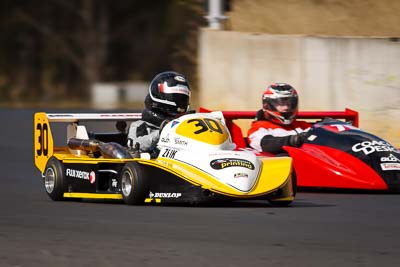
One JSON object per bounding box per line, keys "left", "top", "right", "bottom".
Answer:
{"left": 127, "top": 71, "right": 191, "bottom": 153}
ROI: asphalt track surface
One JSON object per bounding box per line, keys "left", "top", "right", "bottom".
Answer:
{"left": 1, "top": 108, "right": 400, "bottom": 267}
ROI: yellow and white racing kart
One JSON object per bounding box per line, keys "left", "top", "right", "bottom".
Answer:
{"left": 34, "top": 111, "right": 295, "bottom": 205}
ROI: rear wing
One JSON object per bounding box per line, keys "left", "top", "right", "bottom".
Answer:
{"left": 34, "top": 112, "right": 141, "bottom": 173}
{"left": 199, "top": 107, "right": 359, "bottom": 149}
{"left": 201, "top": 108, "right": 359, "bottom": 127}
{"left": 45, "top": 113, "right": 142, "bottom": 122}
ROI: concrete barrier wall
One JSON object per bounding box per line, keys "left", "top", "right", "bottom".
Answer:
{"left": 91, "top": 82, "right": 147, "bottom": 109}
{"left": 198, "top": 29, "right": 400, "bottom": 146}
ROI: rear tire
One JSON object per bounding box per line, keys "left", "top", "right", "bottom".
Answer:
{"left": 120, "top": 162, "right": 147, "bottom": 205}
{"left": 43, "top": 157, "right": 65, "bottom": 201}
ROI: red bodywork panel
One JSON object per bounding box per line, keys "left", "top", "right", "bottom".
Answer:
{"left": 200, "top": 107, "right": 391, "bottom": 191}
{"left": 284, "top": 144, "right": 388, "bottom": 190}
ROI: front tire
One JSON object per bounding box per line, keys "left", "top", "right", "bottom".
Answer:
{"left": 120, "top": 162, "right": 147, "bottom": 205}
{"left": 43, "top": 157, "right": 65, "bottom": 201}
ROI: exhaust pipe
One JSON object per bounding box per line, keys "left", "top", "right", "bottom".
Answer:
{"left": 67, "top": 138, "right": 132, "bottom": 159}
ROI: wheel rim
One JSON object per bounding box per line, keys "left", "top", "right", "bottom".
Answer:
{"left": 44, "top": 167, "right": 55, "bottom": 194}
{"left": 121, "top": 170, "right": 133, "bottom": 196}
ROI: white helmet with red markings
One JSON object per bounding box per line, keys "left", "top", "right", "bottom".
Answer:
{"left": 262, "top": 83, "right": 299, "bottom": 125}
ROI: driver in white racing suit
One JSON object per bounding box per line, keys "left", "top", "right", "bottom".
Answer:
{"left": 127, "top": 71, "right": 191, "bottom": 153}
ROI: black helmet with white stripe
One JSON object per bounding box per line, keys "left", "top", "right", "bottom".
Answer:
{"left": 145, "top": 71, "right": 191, "bottom": 117}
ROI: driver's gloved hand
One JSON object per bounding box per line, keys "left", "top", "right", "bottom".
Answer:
{"left": 289, "top": 132, "right": 307, "bottom": 147}
{"left": 127, "top": 141, "right": 141, "bottom": 158}
{"left": 149, "top": 146, "right": 160, "bottom": 159}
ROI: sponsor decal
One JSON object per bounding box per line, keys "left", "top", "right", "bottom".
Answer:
{"left": 148, "top": 191, "right": 182, "bottom": 198}
{"left": 352, "top": 141, "right": 397, "bottom": 155}
{"left": 161, "top": 148, "right": 177, "bottom": 159}
{"left": 381, "top": 163, "right": 400, "bottom": 171}
{"left": 323, "top": 124, "right": 356, "bottom": 132}
{"left": 100, "top": 114, "right": 140, "bottom": 118}
{"left": 48, "top": 114, "right": 73, "bottom": 117}
{"left": 174, "top": 137, "right": 188, "bottom": 146}
{"left": 234, "top": 173, "right": 249, "bottom": 179}
{"left": 66, "top": 168, "right": 90, "bottom": 180}
{"left": 307, "top": 134, "right": 317, "bottom": 141}
{"left": 171, "top": 121, "right": 179, "bottom": 128}
{"left": 111, "top": 178, "right": 118, "bottom": 188}
{"left": 209, "top": 152, "right": 242, "bottom": 157}
{"left": 157, "top": 160, "right": 173, "bottom": 168}
{"left": 210, "top": 158, "right": 255, "bottom": 170}
{"left": 89, "top": 171, "right": 96, "bottom": 184}
{"left": 174, "top": 75, "right": 186, "bottom": 82}
{"left": 160, "top": 134, "right": 170, "bottom": 143}
{"left": 380, "top": 154, "right": 400, "bottom": 171}
{"left": 380, "top": 154, "right": 400, "bottom": 162}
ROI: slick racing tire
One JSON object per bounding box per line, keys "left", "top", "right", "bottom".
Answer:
{"left": 120, "top": 162, "right": 147, "bottom": 205}
{"left": 43, "top": 157, "right": 65, "bottom": 201}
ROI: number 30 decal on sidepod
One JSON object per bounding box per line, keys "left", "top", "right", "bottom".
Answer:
{"left": 175, "top": 118, "right": 229, "bottom": 145}
{"left": 34, "top": 112, "right": 54, "bottom": 173}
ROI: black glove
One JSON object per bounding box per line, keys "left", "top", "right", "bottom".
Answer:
{"left": 149, "top": 146, "right": 160, "bottom": 159}
{"left": 289, "top": 133, "right": 306, "bottom": 147}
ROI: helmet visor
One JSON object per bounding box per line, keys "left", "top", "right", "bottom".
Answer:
{"left": 265, "top": 96, "right": 298, "bottom": 113}
{"left": 163, "top": 94, "right": 189, "bottom": 116}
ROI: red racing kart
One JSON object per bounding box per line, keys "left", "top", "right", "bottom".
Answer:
{"left": 201, "top": 108, "right": 400, "bottom": 193}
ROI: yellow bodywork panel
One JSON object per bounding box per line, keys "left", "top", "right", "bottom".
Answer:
{"left": 137, "top": 156, "right": 292, "bottom": 198}
{"left": 256, "top": 157, "right": 293, "bottom": 194}
{"left": 34, "top": 112, "right": 54, "bottom": 173}
{"left": 63, "top": 193, "right": 123, "bottom": 199}
{"left": 175, "top": 117, "right": 230, "bottom": 145}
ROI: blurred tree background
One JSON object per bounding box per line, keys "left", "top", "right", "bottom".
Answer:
{"left": 0, "top": 0, "right": 206, "bottom": 104}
